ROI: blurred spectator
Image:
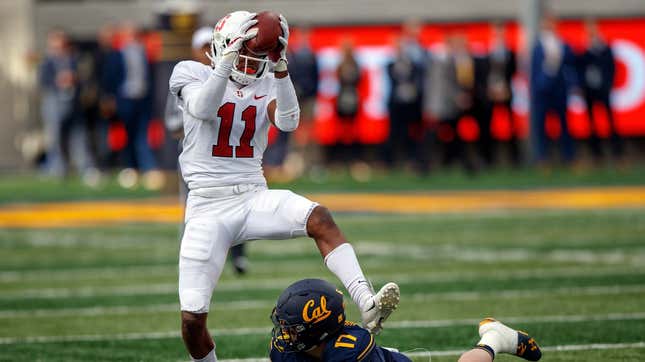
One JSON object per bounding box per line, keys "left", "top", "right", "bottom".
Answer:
{"left": 401, "top": 18, "right": 429, "bottom": 68}
{"left": 93, "top": 24, "right": 125, "bottom": 169}
{"left": 39, "top": 28, "right": 95, "bottom": 179}
{"left": 332, "top": 38, "right": 361, "bottom": 166}
{"left": 577, "top": 19, "right": 623, "bottom": 162}
{"left": 284, "top": 26, "right": 320, "bottom": 172}
{"left": 383, "top": 36, "right": 427, "bottom": 174}
{"left": 530, "top": 12, "right": 578, "bottom": 165}
{"left": 104, "top": 22, "right": 158, "bottom": 185}
{"left": 427, "top": 34, "right": 476, "bottom": 173}
{"left": 76, "top": 24, "right": 117, "bottom": 172}
{"left": 486, "top": 22, "right": 521, "bottom": 166}
{"left": 289, "top": 27, "right": 319, "bottom": 146}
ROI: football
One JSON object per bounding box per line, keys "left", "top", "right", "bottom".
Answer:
{"left": 244, "top": 11, "right": 283, "bottom": 55}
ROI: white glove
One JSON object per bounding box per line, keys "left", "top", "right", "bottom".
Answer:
{"left": 222, "top": 13, "right": 258, "bottom": 57}
{"left": 271, "top": 14, "right": 290, "bottom": 72}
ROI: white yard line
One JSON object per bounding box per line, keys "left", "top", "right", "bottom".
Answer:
{"left": 403, "top": 341, "right": 645, "bottom": 357}
{"left": 3, "top": 265, "right": 645, "bottom": 300}
{"left": 0, "top": 300, "right": 272, "bottom": 318}
{"left": 217, "top": 342, "right": 645, "bottom": 362}
{"left": 409, "top": 284, "right": 645, "bottom": 301}
{"left": 386, "top": 312, "right": 645, "bottom": 329}
{"left": 2, "top": 283, "right": 645, "bottom": 318}
{"left": 2, "top": 312, "right": 645, "bottom": 345}
{"left": 2, "top": 284, "right": 645, "bottom": 316}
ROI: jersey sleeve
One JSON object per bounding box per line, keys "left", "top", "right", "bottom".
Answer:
{"left": 168, "top": 60, "right": 210, "bottom": 98}
{"left": 326, "top": 324, "right": 376, "bottom": 361}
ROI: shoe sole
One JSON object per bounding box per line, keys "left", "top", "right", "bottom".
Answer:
{"left": 376, "top": 282, "right": 400, "bottom": 322}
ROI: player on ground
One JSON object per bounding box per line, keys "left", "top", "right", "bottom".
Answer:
{"left": 168, "top": 11, "right": 400, "bottom": 362}
{"left": 270, "top": 279, "right": 542, "bottom": 362}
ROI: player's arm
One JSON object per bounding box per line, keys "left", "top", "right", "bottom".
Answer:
{"left": 173, "top": 13, "right": 258, "bottom": 121}
{"left": 267, "top": 15, "right": 300, "bottom": 132}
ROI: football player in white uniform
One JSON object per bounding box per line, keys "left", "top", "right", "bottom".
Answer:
{"left": 169, "top": 11, "right": 400, "bottom": 362}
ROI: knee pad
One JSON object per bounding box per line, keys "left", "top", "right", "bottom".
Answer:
{"left": 179, "top": 286, "right": 211, "bottom": 314}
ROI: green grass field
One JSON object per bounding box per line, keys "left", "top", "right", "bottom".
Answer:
{"left": 2, "top": 164, "right": 645, "bottom": 204}
{"left": 1, "top": 207, "right": 645, "bottom": 361}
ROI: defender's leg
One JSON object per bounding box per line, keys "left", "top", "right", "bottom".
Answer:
{"left": 307, "top": 205, "right": 400, "bottom": 334}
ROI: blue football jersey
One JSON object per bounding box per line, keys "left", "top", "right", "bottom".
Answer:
{"left": 269, "top": 322, "right": 411, "bottom": 362}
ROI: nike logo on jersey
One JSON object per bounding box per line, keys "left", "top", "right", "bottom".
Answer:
{"left": 254, "top": 94, "right": 267, "bottom": 100}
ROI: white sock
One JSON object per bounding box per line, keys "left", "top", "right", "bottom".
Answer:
{"left": 478, "top": 320, "right": 518, "bottom": 355}
{"left": 192, "top": 348, "right": 216, "bottom": 362}
{"left": 324, "top": 243, "right": 374, "bottom": 312}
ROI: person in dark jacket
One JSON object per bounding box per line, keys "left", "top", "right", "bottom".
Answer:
{"left": 384, "top": 37, "right": 427, "bottom": 173}
{"left": 103, "top": 22, "right": 157, "bottom": 177}
{"left": 578, "top": 19, "right": 623, "bottom": 161}
{"left": 269, "top": 26, "right": 319, "bottom": 173}
{"left": 486, "top": 22, "right": 521, "bottom": 166}
{"left": 332, "top": 38, "right": 362, "bottom": 165}
{"left": 530, "top": 12, "right": 579, "bottom": 165}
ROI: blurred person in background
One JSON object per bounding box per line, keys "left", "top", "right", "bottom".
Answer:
{"left": 401, "top": 18, "right": 429, "bottom": 70}
{"left": 530, "top": 12, "right": 578, "bottom": 167}
{"left": 427, "top": 33, "right": 476, "bottom": 174}
{"left": 383, "top": 36, "right": 428, "bottom": 174}
{"left": 39, "top": 28, "right": 95, "bottom": 181}
{"left": 333, "top": 38, "right": 362, "bottom": 168}
{"left": 76, "top": 24, "right": 118, "bottom": 175}
{"left": 104, "top": 22, "right": 159, "bottom": 187}
{"left": 577, "top": 18, "right": 624, "bottom": 163}
{"left": 286, "top": 26, "right": 320, "bottom": 172}
{"left": 163, "top": 26, "right": 248, "bottom": 275}
{"left": 95, "top": 24, "right": 120, "bottom": 168}
{"left": 486, "top": 22, "right": 521, "bottom": 166}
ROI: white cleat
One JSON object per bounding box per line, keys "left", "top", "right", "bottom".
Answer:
{"left": 361, "top": 282, "right": 400, "bottom": 334}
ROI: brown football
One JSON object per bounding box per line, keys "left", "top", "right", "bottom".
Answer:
{"left": 244, "top": 11, "right": 282, "bottom": 55}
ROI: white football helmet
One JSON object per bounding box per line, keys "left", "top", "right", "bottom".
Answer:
{"left": 210, "top": 11, "right": 270, "bottom": 86}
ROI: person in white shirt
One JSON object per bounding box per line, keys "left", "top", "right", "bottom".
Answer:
{"left": 168, "top": 11, "right": 400, "bottom": 362}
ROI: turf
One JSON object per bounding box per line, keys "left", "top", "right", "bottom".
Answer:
{"left": 2, "top": 164, "right": 645, "bottom": 204}
{"left": 1, "top": 209, "right": 644, "bottom": 361}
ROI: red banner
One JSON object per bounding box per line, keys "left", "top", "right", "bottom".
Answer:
{"left": 296, "top": 19, "right": 645, "bottom": 144}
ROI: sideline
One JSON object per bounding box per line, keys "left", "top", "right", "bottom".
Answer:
{"left": 1, "top": 186, "right": 645, "bottom": 228}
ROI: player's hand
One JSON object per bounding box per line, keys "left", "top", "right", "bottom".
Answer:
{"left": 222, "top": 13, "right": 258, "bottom": 57}
{"left": 270, "top": 14, "right": 290, "bottom": 71}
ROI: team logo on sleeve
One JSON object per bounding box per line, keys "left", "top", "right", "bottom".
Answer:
{"left": 302, "top": 295, "right": 332, "bottom": 323}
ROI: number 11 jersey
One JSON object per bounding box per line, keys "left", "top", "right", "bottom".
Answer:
{"left": 169, "top": 60, "right": 277, "bottom": 190}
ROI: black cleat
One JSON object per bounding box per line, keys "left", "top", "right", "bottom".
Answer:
{"left": 516, "top": 329, "right": 542, "bottom": 361}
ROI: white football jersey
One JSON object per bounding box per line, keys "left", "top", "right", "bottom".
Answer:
{"left": 169, "top": 61, "right": 277, "bottom": 190}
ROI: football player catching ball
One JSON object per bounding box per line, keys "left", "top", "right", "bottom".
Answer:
{"left": 169, "top": 11, "right": 400, "bottom": 362}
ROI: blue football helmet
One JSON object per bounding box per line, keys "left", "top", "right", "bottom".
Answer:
{"left": 271, "top": 278, "right": 346, "bottom": 352}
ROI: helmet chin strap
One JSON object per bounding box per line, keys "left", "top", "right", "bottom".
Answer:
{"left": 205, "top": 51, "right": 216, "bottom": 67}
